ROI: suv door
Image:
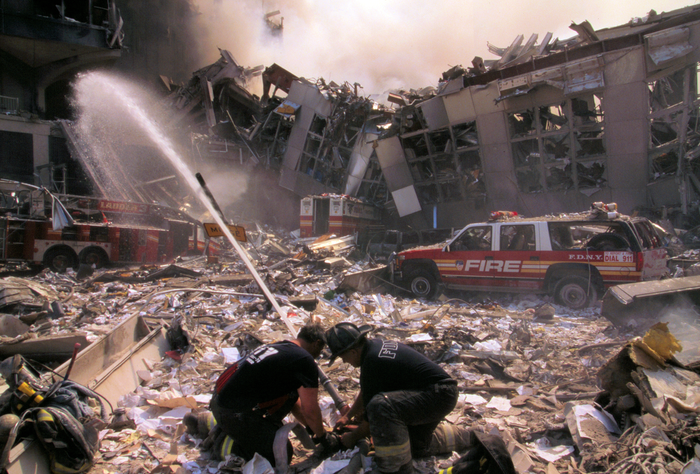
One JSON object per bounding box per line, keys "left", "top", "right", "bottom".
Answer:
{"left": 441, "top": 225, "right": 495, "bottom": 291}
{"left": 496, "top": 223, "right": 542, "bottom": 290}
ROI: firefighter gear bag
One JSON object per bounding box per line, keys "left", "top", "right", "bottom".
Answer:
{"left": 32, "top": 406, "right": 100, "bottom": 474}
{"left": 438, "top": 432, "right": 516, "bottom": 474}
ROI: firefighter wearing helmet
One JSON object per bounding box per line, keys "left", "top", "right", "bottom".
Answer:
{"left": 326, "top": 322, "right": 475, "bottom": 474}
{"left": 208, "top": 322, "right": 338, "bottom": 465}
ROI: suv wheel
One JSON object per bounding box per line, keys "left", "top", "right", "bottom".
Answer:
{"left": 554, "top": 276, "right": 598, "bottom": 309}
{"left": 407, "top": 270, "right": 437, "bottom": 299}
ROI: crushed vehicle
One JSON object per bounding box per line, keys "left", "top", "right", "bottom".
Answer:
{"left": 0, "top": 179, "right": 214, "bottom": 272}
{"left": 364, "top": 227, "right": 455, "bottom": 262}
{"left": 391, "top": 203, "right": 669, "bottom": 308}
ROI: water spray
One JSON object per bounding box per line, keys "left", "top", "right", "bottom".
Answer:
{"left": 195, "top": 172, "right": 347, "bottom": 412}
{"left": 74, "top": 72, "right": 346, "bottom": 412}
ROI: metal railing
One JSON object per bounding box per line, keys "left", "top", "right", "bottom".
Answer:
{"left": 0, "top": 95, "right": 19, "bottom": 114}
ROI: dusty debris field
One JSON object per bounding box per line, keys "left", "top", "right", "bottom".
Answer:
{"left": 1, "top": 245, "right": 700, "bottom": 474}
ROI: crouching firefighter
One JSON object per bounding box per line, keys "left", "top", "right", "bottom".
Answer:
{"left": 327, "top": 323, "right": 475, "bottom": 474}
{"left": 208, "top": 322, "right": 338, "bottom": 465}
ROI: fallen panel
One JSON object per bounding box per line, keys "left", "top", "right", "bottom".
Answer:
{"left": 0, "top": 333, "right": 89, "bottom": 363}
{"left": 601, "top": 275, "right": 700, "bottom": 330}
{"left": 337, "top": 265, "right": 389, "bottom": 293}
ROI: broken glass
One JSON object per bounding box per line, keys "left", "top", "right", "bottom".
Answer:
{"left": 410, "top": 160, "right": 434, "bottom": 181}
{"left": 572, "top": 94, "right": 603, "bottom": 127}
{"left": 575, "top": 129, "right": 605, "bottom": 158}
{"left": 440, "top": 180, "right": 463, "bottom": 202}
{"left": 545, "top": 164, "right": 574, "bottom": 191}
{"left": 464, "top": 171, "right": 487, "bottom": 202}
{"left": 310, "top": 115, "right": 326, "bottom": 135}
{"left": 402, "top": 134, "right": 429, "bottom": 157}
{"left": 576, "top": 160, "right": 607, "bottom": 188}
{"left": 512, "top": 139, "right": 540, "bottom": 167}
{"left": 452, "top": 121, "right": 479, "bottom": 149}
{"left": 432, "top": 154, "right": 458, "bottom": 180}
{"left": 508, "top": 108, "right": 536, "bottom": 138}
{"left": 649, "top": 69, "right": 686, "bottom": 112}
{"left": 543, "top": 133, "right": 570, "bottom": 162}
{"left": 457, "top": 149, "right": 482, "bottom": 175}
{"left": 451, "top": 225, "right": 492, "bottom": 251}
{"left": 649, "top": 148, "right": 678, "bottom": 179}
{"left": 429, "top": 130, "right": 452, "bottom": 154}
{"left": 515, "top": 166, "right": 543, "bottom": 193}
{"left": 650, "top": 110, "right": 682, "bottom": 148}
{"left": 539, "top": 103, "right": 568, "bottom": 132}
{"left": 304, "top": 135, "right": 322, "bottom": 156}
{"left": 548, "top": 223, "right": 577, "bottom": 250}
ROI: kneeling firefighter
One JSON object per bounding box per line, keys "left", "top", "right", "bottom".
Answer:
{"left": 327, "top": 323, "right": 475, "bottom": 474}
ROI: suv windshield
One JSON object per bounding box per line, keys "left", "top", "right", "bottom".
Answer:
{"left": 451, "top": 226, "right": 492, "bottom": 251}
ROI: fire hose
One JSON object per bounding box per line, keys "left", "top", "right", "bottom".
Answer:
{"left": 195, "top": 173, "right": 348, "bottom": 413}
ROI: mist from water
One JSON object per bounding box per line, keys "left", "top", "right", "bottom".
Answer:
{"left": 71, "top": 71, "right": 288, "bottom": 316}
{"left": 70, "top": 71, "right": 250, "bottom": 219}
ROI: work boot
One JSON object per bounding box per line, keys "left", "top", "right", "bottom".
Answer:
{"left": 203, "top": 426, "right": 236, "bottom": 461}
{"left": 183, "top": 411, "right": 216, "bottom": 438}
{"left": 427, "top": 423, "right": 476, "bottom": 455}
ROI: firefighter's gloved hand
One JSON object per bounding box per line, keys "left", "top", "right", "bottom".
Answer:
{"left": 313, "top": 431, "right": 341, "bottom": 458}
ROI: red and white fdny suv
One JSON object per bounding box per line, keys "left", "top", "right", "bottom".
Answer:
{"left": 391, "top": 203, "right": 669, "bottom": 309}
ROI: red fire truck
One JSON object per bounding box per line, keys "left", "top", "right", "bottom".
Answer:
{"left": 0, "top": 179, "right": 212, "bottom": 272}
{"left": 300, "top": 194, "right": 381, "bottom": 238}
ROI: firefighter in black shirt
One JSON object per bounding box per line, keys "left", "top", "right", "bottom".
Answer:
{"left": 326, "top": 322, "right": 474, "bottom": 474}
{"left": 210, "top": 322, "right": 335, "bottom": 465}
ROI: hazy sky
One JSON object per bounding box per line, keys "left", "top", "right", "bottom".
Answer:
{"left": 194, "top": 0, "right": 700, "bottom": 95}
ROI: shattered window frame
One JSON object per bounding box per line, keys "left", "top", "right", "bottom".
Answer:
{"left": 297, "top": 113, "right": 348, "bottom": 191}
{"left": 357, "top": 153, "right": 389, "bottom": 206}
{"left": 399, "top": 120, "right": 485, "bottom": 207}
{"left": 509, "top": 96, "right": 607, "bottom": 193}
{"left": 647, "top": 65, "right": 700, "bottom": 184}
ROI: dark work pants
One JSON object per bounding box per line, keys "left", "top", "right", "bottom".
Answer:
{"left": 366, "top": 383, "right": 458, "bottom": 473}
{"left": 210, "top": 392, "right": 297, "bottom": 465}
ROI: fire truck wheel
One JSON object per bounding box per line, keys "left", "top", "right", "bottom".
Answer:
{"left": 407, "top": 270, "right": 437, "bottom": 299}
{"left": 44, "top": 248, "right": 77, "bottom": 273}
{"left": 554, "top": 276, "right": 598, "bottom": 309}
{"left": 80, "top": 248, "right": 108, "bottom": 269}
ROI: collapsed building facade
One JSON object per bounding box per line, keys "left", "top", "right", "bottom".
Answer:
{"left": 4, "top": 3, "right": 700, "bottom": 231}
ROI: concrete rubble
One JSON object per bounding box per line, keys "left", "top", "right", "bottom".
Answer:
{"left": 0, "top": 229, "right": 699, "bottom": 474}
{"left": 6, "top": 4, "right": 700, "bottom": 474}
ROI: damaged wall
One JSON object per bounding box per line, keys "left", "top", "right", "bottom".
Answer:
{"left": 373, "top": 11, "right": 700, "bottom": 229}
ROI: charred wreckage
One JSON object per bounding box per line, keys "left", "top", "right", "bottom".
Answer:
{"left": 68, "top": 4, "right": 700, "bottom": 233}
{"left": 5, "top": 4, "right": 700, "bottom": 474}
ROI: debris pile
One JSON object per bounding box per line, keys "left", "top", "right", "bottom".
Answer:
{"left": 0, "top": 230, "right": 698, "bottom": 473}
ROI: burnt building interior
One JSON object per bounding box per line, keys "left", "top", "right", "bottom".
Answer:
{"left": 3, "top": 2, "right": 700, "bottom": 231}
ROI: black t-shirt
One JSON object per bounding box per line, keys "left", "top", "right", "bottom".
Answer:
{"left": 216, "top": 341, "right": 319, "bottom": 411}
{"left": 360, "top": 338, "right": 453, "bottom": 409}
